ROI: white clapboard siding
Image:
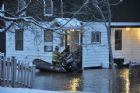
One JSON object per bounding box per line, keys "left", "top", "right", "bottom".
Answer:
{"left": 6, "top": 22, "right": 62, "bottom": 64}
{"left": 82, "top": 22, "right": 109, "bottom": 68}
{"left": 111, "top": 27, "right": 140, "bottom": 63}
{"left": 6, "top": 21, "right": 109, "bottom": 68}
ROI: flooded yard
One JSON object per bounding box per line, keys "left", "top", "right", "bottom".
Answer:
{"left": 33, "top": 68, "right": 140, "bottom": 93}
{"left": 116, "top": 67, "right": 140, "bottom": 93}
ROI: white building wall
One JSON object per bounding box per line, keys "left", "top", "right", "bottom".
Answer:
{"left": 111, "top": 28, "right": 140, "bottom": 64}
{"left": 82, "top": 22, "right": 109, "bottom": 68}
{"left": 6, "top": 22, "right": 61, "bottom": 64}
{"left": 6, "top": 21, "right": 110, "bottom": 68}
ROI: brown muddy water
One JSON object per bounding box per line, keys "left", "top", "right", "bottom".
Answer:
{"left": 33, "top": 68, "right": 140, "bottom": 93}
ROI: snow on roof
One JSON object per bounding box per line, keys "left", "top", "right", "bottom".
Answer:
{"left": 54, "top": 18, "right": 81, "bottom": 29}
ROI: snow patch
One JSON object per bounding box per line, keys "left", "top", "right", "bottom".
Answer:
{"left": 54, "top": 18, "right": 81, "bottom": 29}
{"left": 0, "top": 87, "right": 91, "bottom": 93}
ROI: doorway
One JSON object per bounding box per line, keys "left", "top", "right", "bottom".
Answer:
{"left": 65, "top": 29, "right": 82, "bottom": 52}
{"left": 65, "top": 29, "right": 82, "bottom": 70}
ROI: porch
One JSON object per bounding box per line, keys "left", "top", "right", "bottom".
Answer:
{"left": 111, "top": 22, "right": 140, "bottom": 66}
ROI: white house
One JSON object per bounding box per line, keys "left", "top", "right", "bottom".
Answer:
{"left": 1, "top": 0, "right": 140, "bottom": 70}
{"left": 82, "top": 22, "right": 109, "bottom": 68}
{"left": 111, "top": 22, "right": 140, "bottom": 65}
{"left": 0, "top": 0, "right": 116, "bottom": 69}
{"left": 0, "top": 18, "right": 110, "bottom": 69}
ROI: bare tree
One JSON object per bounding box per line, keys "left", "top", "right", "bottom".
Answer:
{"left": 0, "top": 0, "right": 123, "bottom": 93}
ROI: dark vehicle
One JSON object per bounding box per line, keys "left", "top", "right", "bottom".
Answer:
{"left": 33, "top": 59, "right": 81, "bottom": 73}
{"left": 33, "top": 59, "right": 67, "bottom": 73}
{"left": 33, "top": 50, "right": 82, "bottom": 73}
{"left": 33, "top": 47, "right": 82, "bottom": 73}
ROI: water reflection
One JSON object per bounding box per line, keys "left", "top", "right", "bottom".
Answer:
{"left": 33, "top": 69, "right": 109, "bottom": 92}
{"left": 116, "top": 69, "right": 130, "bottom": 93}
{"left": 116, "top": 68, "right": 140, "bottom": 93}
{"left": 33, "top": 68, "right": 140, "bottom": 93}
{"left": 129, "top": 67, "right": 140, "bottom": 93}
{"left": 68, "top": 78, "right": 81, "bottom": 92}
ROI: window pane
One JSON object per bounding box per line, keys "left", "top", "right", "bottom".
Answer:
{"left": 15, "top": 29, "right": 23, "bottom": 50}
{"left": 44, "top": 30, "right": 53, "bottom": 52}
{"left": 91, "top": 32, "right": 95, "bottom": 42}
{"left": 44, "top": 0, "right": 53, "bottom": 16}
{"left": 60, "top": 34, "right": 64, "bottom": 47}
{"left": 44, "top": 45, "right": 53, "bottom": 52}
{"left": 16, "top": 30, "right": 23, "bottom": 40}
{"left": 44, "top": 30, "right": 53, "bottom": 42}
{"left": 91, "top": 32, "right": 101, "bottom": 43}
{"left": 16, "top": 40, "right": 23, "bottom": 50}
{"left": 96, "top": 32, "right": 101, "bottom": 42}
{"left": 115, "top": 30, "right": 122, "bottom": 50}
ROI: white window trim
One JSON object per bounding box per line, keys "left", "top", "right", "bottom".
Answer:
{"left": 91, "top": 31, "right": 101, "bottom": 44}
{"left": 44, "top": 30, "right": 53, "bottom": 52}
{"left": 43, "top": 0, "right": 53, "bottom": 16}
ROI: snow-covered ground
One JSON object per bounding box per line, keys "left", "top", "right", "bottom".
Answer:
{"left": 0, "top": 87, "right": 92, "bottom": 93}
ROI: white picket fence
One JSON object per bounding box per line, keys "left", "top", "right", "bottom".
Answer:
{"left": 0, "top": 56, "right": 35, "bottom": 88}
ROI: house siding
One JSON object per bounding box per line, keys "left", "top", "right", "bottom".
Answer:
{"left": 111, "top": 27, "right": 140, "bottom": 64}
{"left": 6, "top": 21, "right": 109, "bottom": 68}
{"left": 82, "top": 22, "right": 109, "bottom": 68}
{"left": 6, "top": 22, "right": 62, "bottom": 64}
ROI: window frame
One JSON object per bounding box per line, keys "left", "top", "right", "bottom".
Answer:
{"left": 15, "top": 29, "right": 24, "bottom": 51}
{"left": 44, "top": 30, "right": 53, "bottom": 52}
{"left": 43, "top": 0, "right": 53, "bottom": 16}
{"left": 91, "top": 31, "right": 101, "bottom": 43}
{"left": 115, "top": 29, "right": 122, "bottom": 50}
{"left": 60, "top": 34, "right": 65, "bottom": 47}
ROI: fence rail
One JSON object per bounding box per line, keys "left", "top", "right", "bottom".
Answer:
{"left": 0, "top": 56, "right": 35, "bottom": 88}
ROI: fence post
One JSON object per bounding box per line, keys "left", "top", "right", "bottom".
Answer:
{"left": 0, "top": 56, "right": 3, "bottom": 86}
{"left": 11, "top": 56, "right": 16, "bottom": 88}
{"left": 23, "top": 63, "right": 26, "bottom": 87}
{"left": 17, "top": 61, "right": 20, "bottom": 87}
{"left": 30, "top": 64, "right": 35, "bottom": 88}
{"left": 27, "top": 62, "right": 30, "bottom": 88}
{"left": 7, "top": 58, "right": 10, "bottom": 87}
{"left": 2, "top": 56, "right": 5, "bottom": 87}
{"left": 0, "top": 56, "right": 34, "bottom": 88}
{"left": 21, "top": 62, "right": 24, "bottom": 87}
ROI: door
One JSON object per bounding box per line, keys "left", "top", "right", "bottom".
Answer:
{"left": 65, "top": 29, "right": 82, "bottom": 70}
{"left": 65, "top": 30, "right": 81, "bottom": 52}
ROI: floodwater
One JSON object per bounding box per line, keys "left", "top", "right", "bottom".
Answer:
{"left": 33, "top": 68, "right": 140, "bottom": 93}
{"left": 116, "top": 67, "right": 140, "bottom": 93}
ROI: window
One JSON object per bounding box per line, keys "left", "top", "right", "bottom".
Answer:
{"left": 15, "top": 29, "right": 23, "bottom": 50}
{"left": 44, "top": 0, "right": 53, "bottom": 16}
{"left": 91, "top": 32, "right": 101, "bottom": 43}
{"left": 115, "top": 30, "right": 122, "bottom": 50}
{"left": 18, "top": 0, "right": 26, "bottom": 16}
{"left": 60, "top": 34, "right": 65, "bottom": 47}
{"left": 44, "top": 30, "right": 53, "bottom": 52}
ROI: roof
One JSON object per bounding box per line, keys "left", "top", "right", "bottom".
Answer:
{"left": 111, "top": 22, "right": 140, "bottom": 27}
{"left": 53, "top": 18, "right": 81, "bottom": 29}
